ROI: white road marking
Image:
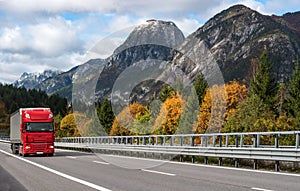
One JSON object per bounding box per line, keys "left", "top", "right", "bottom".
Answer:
{"left": 141, "top": 169, "right": 176, "bottom": 176}
{"left": 0, "top": 149, "right": 111, "bottom": 191}
{"left": 66, "top": 156, "right": 77, "bottom": 159}
{"left": 93, "top": 161, "right": 110, "bottom": 165}
{"left": 251, "top": 187, "right": 274, "bottom": 191}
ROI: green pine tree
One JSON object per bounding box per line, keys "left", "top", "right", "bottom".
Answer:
{"left": 97, "top": 98, "right": 115, "bottom": 134}
{"left": 250, "top": 50, "right": 278, "bottom": 110}
{"left": 286, "top": 61, "right": 300, "bottom": 129}
{"left": 194, "top": 74, "right": 208, "bottom": 106}
{"left": 177, "top": 88, "right": 199, "bottom": 134}
{"left": 158, "top": 85, "right": 175, "bottom": 102}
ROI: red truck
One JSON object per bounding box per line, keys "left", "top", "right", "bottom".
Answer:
{"left": 10, "top": 108, "right": 55, "bottom": 156}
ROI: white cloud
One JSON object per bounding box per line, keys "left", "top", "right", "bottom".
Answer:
{"left": 0, "top": 16, "right": 82, "bottom": 57}
{"left": 0, "top": 27, "right": 27, "bottom": 52}
{"left": 27, "top": 17, "right": 82, "bottom": 57}
{"left": 0, "top": 16, "right": 85, "bottom": 83}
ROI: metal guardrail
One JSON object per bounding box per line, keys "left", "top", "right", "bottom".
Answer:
{"left": 55, "top": 131, "right": 300, "bottom": 171}
{"left": 56, "top": 131, "right": 300, "bottom": 149}
{"left": 2, "top": 132, "right": 299, "bottom": 171}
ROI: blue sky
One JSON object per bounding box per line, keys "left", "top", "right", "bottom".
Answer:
{"left": 0, "top": 0, "right": 299, "bottom": 83}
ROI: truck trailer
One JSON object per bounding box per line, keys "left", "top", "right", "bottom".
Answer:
{"left": 10, "top": 108, "right": 55, "bottom": 156}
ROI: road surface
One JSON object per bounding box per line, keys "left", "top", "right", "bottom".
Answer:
{"left": 0, "top": 142, "right": 299, "bottom": 191}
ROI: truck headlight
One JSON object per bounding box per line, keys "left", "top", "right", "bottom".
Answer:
{"left": 49, "top": 146, "right": 54, "bottom": 149}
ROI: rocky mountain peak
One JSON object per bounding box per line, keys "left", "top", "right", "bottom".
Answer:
{"left": 115, "top": 19, "right": 185, "bottom": 54}
{"left": 178, "top": 5, "right": 300, "bottom": 83}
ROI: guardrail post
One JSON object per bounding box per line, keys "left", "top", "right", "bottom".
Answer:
{"left": 160, "top": 137, "right": 163, "bottom": 145}
{"left": 235, "top": 135, "right": 239, "bottom": 147}
{"left": 225, "top": 135, "right": 229, "bottom": 147}
{"left": 240, "top": 134, "right": 244, "bottom": 147}
{"left": 143, "top": 137, "right": 146, "bottom": 145}
{"left": 204, "top": 157, "right": 208, "bottom": 164}
{"left": 253, "top": 135, "right": 258, "bottom": 148}
{"left": 234, "top": 159, "right": 239, "bottom": 168}
{"left": 136, "top": 137, "right": 139, "bottom": 145}
{"left": 275, "top": 134, "right": 279, "bottom": 148}
{"left": 275, "top": 161, "right": 280, "bottom": 172}
{"left": 170, "top": 136, "right": 173, "bottom": 146}
{"left": 190, "top": 136, "right": 194, "bottom": 147}
{"left": 179, "top": 155, "right": 183, "bottom": 162}
{"left": 151, "top": 137, "right": 155, "bottom": 145}
{"left": 219, "top": 135, "right": 222, "bottom": 147}
{"left": 296, "top": 133, "right": 299, "bottom": 149}
{"left": 180, "top": 136, "right": 183, "bottom": 146}
{"left": 201, "top": 137, "right": 204, "bottom": 147}
{"left": 253, "top": 159, "right": 258, "bottom": 169}
{"left": 212, "top": 136, "right": 216, "bottom": 147}
{"left": 218, "top": 157, "right": 223, "bottom": 166}
{"left": 192, "top": 156, "right": 195, "bottom": 163}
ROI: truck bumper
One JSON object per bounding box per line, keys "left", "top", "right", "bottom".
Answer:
{"left": 23, "top": 143, "right": 54, "bottom": 155}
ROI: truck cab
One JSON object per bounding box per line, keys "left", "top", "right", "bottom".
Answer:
{"left": 10, "top": 108, "right": 55, "bottom": 156}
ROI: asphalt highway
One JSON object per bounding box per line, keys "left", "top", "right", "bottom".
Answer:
{"left": 0, "top": 142, "right": 299, "bottom": 191}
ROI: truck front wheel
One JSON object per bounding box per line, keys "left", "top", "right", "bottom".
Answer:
{"left": 11, "top": 144, "right": 19, "bottom": 154}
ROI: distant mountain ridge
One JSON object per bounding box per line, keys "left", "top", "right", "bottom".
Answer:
{"left": 13, "top": 70, "right": 62, "bottom": 90}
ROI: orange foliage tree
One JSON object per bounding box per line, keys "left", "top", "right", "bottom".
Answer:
{"left": 195, "top": 81, "right": 247, "bottom": 134}
{"left": 154, "top": 95, "right": 184, "bottom": 135}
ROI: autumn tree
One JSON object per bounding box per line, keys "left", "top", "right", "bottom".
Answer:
{"left": 195, "top": 81, "right": 247, "bottom": 134}
{"left": 154, "top": 95, "right": 184, "bottom": 135}
{"left": 109, "top": 103, "right": 149, "bottom": 136}
{"left": 223, "top": 95, "right": 275, "bottom": 133}
{"left": 60, "top": 113, "right": 90, "bottom": 137}
{"left": 224, "top": 95, "right": 297, "bottom": 145}
{"left": 88, "top": 112, "right": 106, "bottom": 136}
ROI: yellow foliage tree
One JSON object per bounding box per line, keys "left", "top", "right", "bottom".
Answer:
{"left": 110, "top": 102, "right": 148, "bottom": 136}
{"left": 60, "top": 113, "right": 90, "bottom": 137}
{"left": 195, "top": 81, "right": 247, "bottom": 134}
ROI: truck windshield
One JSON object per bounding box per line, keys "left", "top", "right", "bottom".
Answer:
{"left": 25, "top": 122, "right": 54, "bottom": 132}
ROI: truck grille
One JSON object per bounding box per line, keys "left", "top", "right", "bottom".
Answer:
{"left": 33, "top": 144, "right": 47, "bottom": 151}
